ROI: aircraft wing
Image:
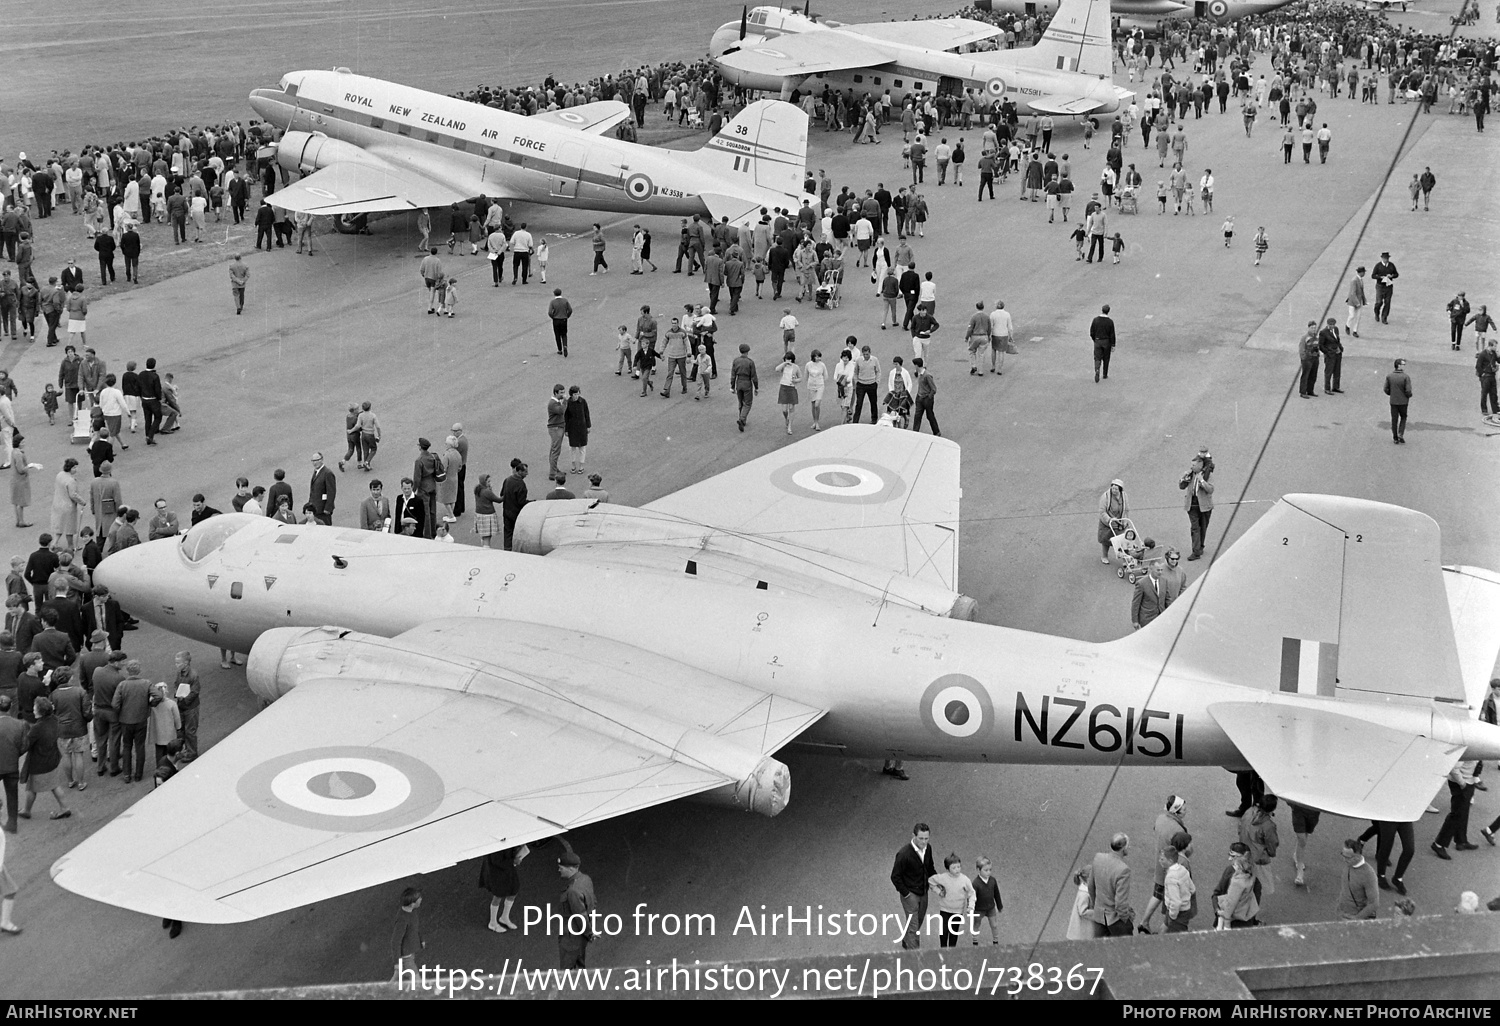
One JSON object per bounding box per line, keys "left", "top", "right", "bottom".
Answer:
{"left": 715, "top": 31, "right": 896, "bottom": 79}
{"left": 265, "top": 158, "right": 471, "bottom": 215}
{"left": 52, "top": 621, "right": 823, "bottom": 924}
{"left": 644, "top": 425, "right": 962, "bottom": 593}
{"left": 1208, "top": 702, "right": 1462, "bottom": 822}
{"left": 843, "top": 17, "right": 1004, "bottom": 51}
{"left": 1027, "top": 95, "right": 1112, "bottom": 116}
{"left": 533, "top": 100, "right": 633, "bottom": 135}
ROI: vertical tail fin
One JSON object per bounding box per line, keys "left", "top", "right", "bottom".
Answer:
{"left": 1117, "top": 495, "right": 1467, "bottom": 705}
{"left": 684, "top": 100, "right": 809, "bottom": 226}
{"left": 1023, "top": 0, "right": 1114, "bottom": 78}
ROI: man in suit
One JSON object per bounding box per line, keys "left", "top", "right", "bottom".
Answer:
{"left": 23, "top": 536, "right": 59, "bottom": 610}
{"left": 889, "top": 822, "right": 937, "bottom": 950}
{"left": 3, "top": 597, "right": 39, "bottom": 656}
{"left": 42, "top": 591, "right": 86, "bottom": 653}
{"left": 1131, "top": 561, "right": 1168, "bottom": 630}
{"left": 113, "top": 659, "right": 152, "bottom": 783}
{"left": 91, "top": 651, "right": 128, "bottom": 776}
{"left": 308, "top": 452, "right": 337, "bottom": 525}
{"left": 1091, "top": 304, "right": 1117, "bottom": 382}
{"left": 1318, "top": 317, "right": 1344, "bottom": 394}
{"left": 1372, "top": 251, "right": 1398, "bottom": 324}
{"left": 1089, "top": 833, "right": 1136, "bottom": 936}
{"left": 0, "top": 632, "right": 24, "bottom": 709}
{"left": 360, "top": 480, "right": 393, "bottom": 531}
{"left": 84, "top": 584, "right": 124, "bottom": 652}
{"left": 59, "top": 259, "right": 85, "bottom": 295}
{"left": 1384, "top": 358, "right": 1412, "bottom": 444}
{"left": 26, "top": 607, "right": 75, "bottom": 672}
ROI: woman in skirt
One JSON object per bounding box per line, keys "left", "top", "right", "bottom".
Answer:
{"left": 564, "top": 385, "right": 591, "bottom": 474}
{"left": 21, "top": 697, "right": 70, "bottom": 820}
{"left": 472, "top": 473, "right": 501, "bottom": 548}
{"left": 479, "top": 844, "right": 528, "bottom": 933}
{"left": 775, "top": 351, "right": 802, "bottom": 434}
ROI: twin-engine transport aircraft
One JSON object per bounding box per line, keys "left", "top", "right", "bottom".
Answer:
{"left": 712, "top": 0, "right": 1132, "bottom": 118}
{"left": 53, "top": 428, "right": 1500, "bottom": 924}
{"left": 247, "top": 70, "right": 809, "bottom": 229}
{"left": 971, "top": 0, "right": 1301, "bottom": 25}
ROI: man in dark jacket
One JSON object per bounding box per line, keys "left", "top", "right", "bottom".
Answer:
{"left": 1317, "top": 317, "right": 1344, "bottom": 394}
{"left": 412, "top": 439, "right": 441, "bottom": 538}
{"left": 113, "top": 661, "right": 153, "bottom": 782}
{"left": 119, "top": 225, "right": 141, "bottom": 283}
{"left": 308, "top": 452, "right": 337, "bottom": 525}
{"left": 1091, "top": 304, "right": 1117, "bottom": 382}
{"left": 228, "top": 174, "right": 249, "bottom": 223}
{"left": 138, "top": 358, "right": 163, "bottom": 443}
{"left": 899, "top": 263, "right": 921, "bottom": 329}
{"left": 254, "top": 199, "right": 276, "bottom": 250}
{"left": 93, "top": 231, "right": 117, "bottom": 285}
{"left": 890, "top": 822, "right": 937, "bottom": 949}
{"left": 28, "top": 607, "right": 77, "bottom": 672}
{"left": 0, "top": 695, "right": 28, "bottom": 832}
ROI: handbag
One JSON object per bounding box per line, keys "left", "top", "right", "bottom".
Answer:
{"left": 431, "top": 454, "right": 446, "bottom": 484}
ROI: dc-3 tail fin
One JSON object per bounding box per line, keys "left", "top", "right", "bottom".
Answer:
{"left": 683, "top": 99, "right": 810, "bottom": 227}
{"left": 1019, "top": 0, "right": 1114, "bottom": 78}
{"left": 1123, "top": 495, "right": 1467, "bottom": 706}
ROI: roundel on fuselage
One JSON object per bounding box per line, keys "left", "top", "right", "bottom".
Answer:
{"left": 919, "top": 674, "right": 994, "bottom": 741}
{"left": 624, "top": 173, "right": 655, "bottom": 201}
{"left": 1209, "top": 0, "right": 1229, "bottom": 16}
{"left": 985, "top": 77, "right": 1007, "bottom": 98}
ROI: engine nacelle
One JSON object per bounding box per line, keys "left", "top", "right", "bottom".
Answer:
{"left": 512, "top": 500, "right": 977, "bottom": 619}
{"left": 687, "top": 756, "right": 791, "bottom": 817}
{"left": 275, "top": 130, "right": 385, "bottom": 176}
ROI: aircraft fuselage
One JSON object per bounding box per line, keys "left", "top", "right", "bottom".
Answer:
{"left": 97, "top": 517, "right": 1484, "bottom": 773}
{"left": 249, "top": 71, "right": 733, "bottom": 219}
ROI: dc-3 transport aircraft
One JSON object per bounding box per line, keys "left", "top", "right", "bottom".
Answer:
{"left": 53, "top": 429, "right": 1500, "bottom": 924}
{"left": 247, "top": 69, "right": 809, "bottom": 229}
{"left": 712, "top": 0, "right": 1133, "bottom": 118}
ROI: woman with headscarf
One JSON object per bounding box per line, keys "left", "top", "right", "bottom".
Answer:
{"left": 1098, "top": 479, "right": 1128, "bottom": 564}
{"left": 50, "top": 458, "right": 85, "bottom": 550}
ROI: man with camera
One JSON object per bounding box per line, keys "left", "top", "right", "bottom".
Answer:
{"left": 1179, "top": 448, "right": 1215, "bottom": 562}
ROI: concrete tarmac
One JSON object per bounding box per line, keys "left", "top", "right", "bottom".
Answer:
{"left": 3, "top": 28, "right": 1499, "bottom": 998}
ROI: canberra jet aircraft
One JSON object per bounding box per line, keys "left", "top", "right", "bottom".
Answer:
{"left": 247, "top": 70, "right": 809, "bottom": 230}
{"left": 712, "top": 0, "right": 1133, "bottom": 118}
{"left": 53, "top": 429, "right": 1500, "bottom": 924}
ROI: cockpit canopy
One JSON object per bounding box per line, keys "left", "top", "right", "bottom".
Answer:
{"left": 180, "top": 514, "right": 258, "bottom": 562}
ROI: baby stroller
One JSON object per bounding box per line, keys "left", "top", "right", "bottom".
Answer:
{"left": 1108, "top": 518, "right": 1151, "bottom": 583}
{"left": 816, "top": 266, "right": 843, "bottom": 309}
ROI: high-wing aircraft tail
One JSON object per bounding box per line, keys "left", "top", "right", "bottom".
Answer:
{"left": 1016, "top": 0, "right": 1114, "bottom": 78}
{"left": 1117, "top": 495, "right": 1468, "bottom": 706}
{"left": 681, "top": 100, "right": 810, "bottom": 227}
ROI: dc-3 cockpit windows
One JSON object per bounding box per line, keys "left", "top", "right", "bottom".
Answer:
{"left": 180, "top": 515, "right": 256, "bottom": 562}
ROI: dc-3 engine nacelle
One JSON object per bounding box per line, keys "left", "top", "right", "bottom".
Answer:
{"left": 512, "top": 500, "right": 978, "bottom": 620}
{"left": 274, "top": 130, "right": 386, "bottom": 176}
{"left": 246, "top": 625, "right": 791, "bottom": 817}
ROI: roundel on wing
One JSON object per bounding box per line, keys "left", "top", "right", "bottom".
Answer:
{"left": 557, "top": 110, "right": 587, "bottom": 123}
{"left": 754, "top": 47, "right": 789, "bottom": 58}
{"left": 919, "top": 674, "right": 993, "bottom": 741}
{"left": 624, "top": 173, "right": 655, "bottom": 202}
{"left": 985, "top": 77, "right": 1007, "bottom": 98}
{"left": 1209, "top": 0, "right": 1229, "bottom": 16}
{"left": 768, "top": 457, "right": 907, "bottom": 505}
{"left": 236, "top": 746, "right": 445, "bottom": 832}
{"left": 304, "top": 187, "right": 340, "bottom": 200}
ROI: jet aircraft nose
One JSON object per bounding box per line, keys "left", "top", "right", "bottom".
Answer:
{"left": 93, "top": 538, "right": 173, "bottom": 614}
